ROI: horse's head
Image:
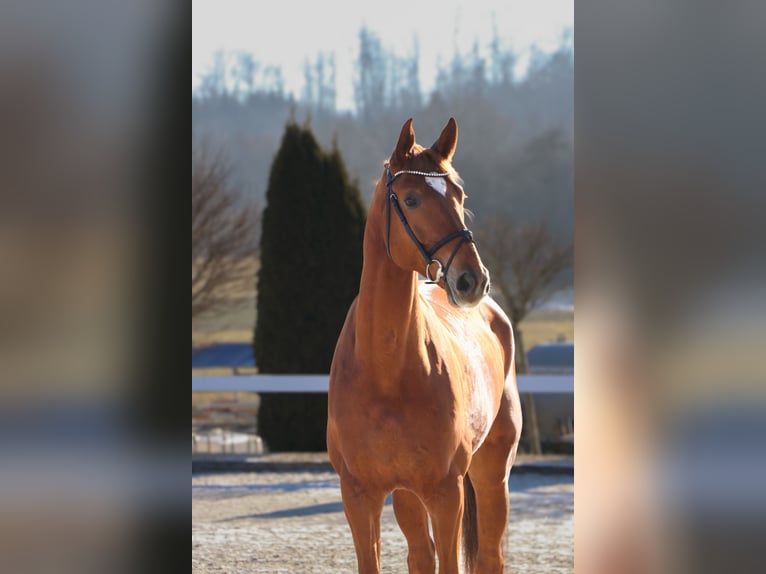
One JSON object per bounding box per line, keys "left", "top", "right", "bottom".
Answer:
{"left": 382, "top": 117, "right": 490, "bottom": 308}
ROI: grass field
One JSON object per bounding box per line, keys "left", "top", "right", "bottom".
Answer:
{"left": 518, "top": 308, "right": 574, "bottom": 349}
{"left": 192, "top": 257, "right": 572, "bottom": 349}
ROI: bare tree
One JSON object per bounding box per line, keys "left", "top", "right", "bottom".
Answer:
{"left": 192, "top": 139, "right": 260, "bottom": 321}
{"left": 234, "top": 52, "right": 258, "bottom": 98}
{"left": 476, "top": 216, "right": 573, "bottom": 452}
{"left": 198, "top": 51, "right": 229, "bottom": 98}
{"left": 354, "top": 27, "right": 387, "bottom": 120}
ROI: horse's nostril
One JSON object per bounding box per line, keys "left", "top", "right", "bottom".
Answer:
{"left": 456, "top": 272, "right": 475, "bottom": 294}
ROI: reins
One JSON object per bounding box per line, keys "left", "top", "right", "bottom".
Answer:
{"left": 384, "top": 164, "right": 474, "bottom": 283}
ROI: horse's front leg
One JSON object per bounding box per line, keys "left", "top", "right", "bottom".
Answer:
{"left": 425, "top": 475, "right": 464, "bottom": 574}
{"left": 339, "top": 467, "right": 387, "bottom": 574}
{"left": 393, "top": 489, "right": 436, "bottom": 573}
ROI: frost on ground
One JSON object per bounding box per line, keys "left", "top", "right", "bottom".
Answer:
{"left": 192, "top": 470, "right": 573, "bottom": 573}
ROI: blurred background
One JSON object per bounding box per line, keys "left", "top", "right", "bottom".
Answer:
{"left": 0, "top": 2, "right": 186, "bottom": 573}
{"left": 576, "top": 1, "right": 766, "bottom": 572}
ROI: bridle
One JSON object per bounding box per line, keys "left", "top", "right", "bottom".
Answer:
{"left": 385, "top": 164, "right": 474, "bottom": 283}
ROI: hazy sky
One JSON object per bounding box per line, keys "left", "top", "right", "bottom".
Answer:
{"left": 192, "top": 0, "right": 573, "bottom": 111}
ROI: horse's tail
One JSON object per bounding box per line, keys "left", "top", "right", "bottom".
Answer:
{"left": 462, "top": 472, "right": 479, "bottom": 573}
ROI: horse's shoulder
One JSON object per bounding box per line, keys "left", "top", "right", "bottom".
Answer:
{"left": 480, "top": 296, "right": 513, "bottom": 337}
{"left": 479, "top": 295, "right": 515, "bottom": 372}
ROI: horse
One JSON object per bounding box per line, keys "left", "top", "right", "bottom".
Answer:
{"left": 327, "top": 118, "right": 522, "bottom": 574}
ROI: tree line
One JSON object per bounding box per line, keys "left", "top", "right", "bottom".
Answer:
{"left": 192, "top": 25, "right": 573, "bottom": 249}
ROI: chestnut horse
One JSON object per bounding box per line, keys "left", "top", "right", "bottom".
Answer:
{"left": 327, "top": 118, "right": 522, "bottom": 574}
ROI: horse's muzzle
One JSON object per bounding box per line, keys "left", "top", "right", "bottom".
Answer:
{"left": 447, "top": 267, "right": 490, "bottom": 307}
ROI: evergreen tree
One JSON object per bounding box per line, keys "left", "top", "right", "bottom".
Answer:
{"left": 254, "top": 121, "right": 366, "bottom": 451}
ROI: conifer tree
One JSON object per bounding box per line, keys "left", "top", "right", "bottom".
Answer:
{"left": 254, "top": 121, "right": 366, "bottom": 451}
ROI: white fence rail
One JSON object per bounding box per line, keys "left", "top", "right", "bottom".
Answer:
{"left": 192, "top": 374, "right": 573, "bottom": 394}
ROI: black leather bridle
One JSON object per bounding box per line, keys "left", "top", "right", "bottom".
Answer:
{"left": 384, "top": 164, "right": 474, "bottom": 283}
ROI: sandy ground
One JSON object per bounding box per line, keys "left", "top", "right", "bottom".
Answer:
{"left": 192, "top": 469, "right": 573, "bottom": 573}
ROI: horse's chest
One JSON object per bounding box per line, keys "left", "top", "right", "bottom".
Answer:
{"left": 368, "top": 399, "right": 452, "bottom": 451}
{"left": 424, "top": 306, "right": 501, "bottom": 451}
{"left": 342, "top": 399, "right": 457, "bottom": 484}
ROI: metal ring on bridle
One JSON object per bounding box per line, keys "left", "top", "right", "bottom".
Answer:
{"left": 425, "top": 259, "right": 444, "bottom": 283}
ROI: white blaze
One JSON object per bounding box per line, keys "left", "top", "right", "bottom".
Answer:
{"left": 425, "top": 176, "right": 447, "bottom": 196}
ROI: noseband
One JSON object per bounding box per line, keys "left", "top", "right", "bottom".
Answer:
{"left": 385, "top": 165, "right": 474, "bottom": 283}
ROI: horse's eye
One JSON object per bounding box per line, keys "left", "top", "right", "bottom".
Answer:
{"left": 404, "top": 193, "right": 420, "bottom": 208}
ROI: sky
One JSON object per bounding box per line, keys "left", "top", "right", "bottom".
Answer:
{"left": 192, "top": 0, "right": 573, "bottom": 111}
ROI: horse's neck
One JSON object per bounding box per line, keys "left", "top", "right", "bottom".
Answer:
{"left": 355, "top": 216, "right": 426, "bottom": 383}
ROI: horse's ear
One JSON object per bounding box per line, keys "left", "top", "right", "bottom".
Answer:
{"left": 393, "top": 118, "right": 416, "bottom": 163}
{"left": 431, "top": 117, "right": 458, "bottom": 161}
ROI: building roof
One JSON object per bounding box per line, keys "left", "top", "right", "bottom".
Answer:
{"left": 192, "top": 342, "right": 256, "bottom": 368}
{"left": 526, "top": 342, "right": 573, "bottom": 369}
